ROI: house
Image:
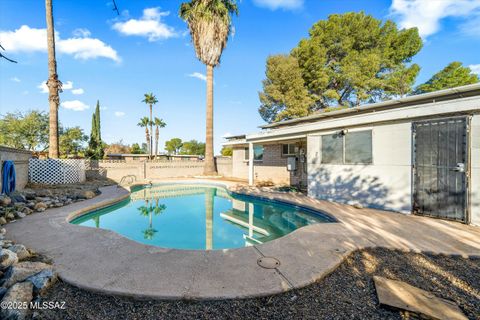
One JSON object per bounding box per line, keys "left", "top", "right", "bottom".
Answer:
{"left": 224, "top": 83, "right": 480, "bottom": 225}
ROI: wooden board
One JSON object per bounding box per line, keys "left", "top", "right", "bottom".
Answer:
{"left": 373, "top": 276, "right": 467, "bottom": 320}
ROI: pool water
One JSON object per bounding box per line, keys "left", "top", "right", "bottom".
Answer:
{"left": 71, "top": 183, "right": 333, "bottom": 250}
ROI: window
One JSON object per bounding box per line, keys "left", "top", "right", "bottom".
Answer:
{"left": 282, "top": 143, "right": 297, "bottom": 156}
{"left": 321, "top": 130, "right": 372, "bottom": 165}
{"left": 345, "top": 131, "right": 372, "bottom": 164}
{"left": 244, "top": 145, "right": 264, "bottom": 161}
{"left": 321, "top": 134, "right": 343, "bottom": 164}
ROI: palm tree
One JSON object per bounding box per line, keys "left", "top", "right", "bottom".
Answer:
{"left": 179, "top": 0, "right": 238, "bottom": 175}
{"left": 153, "top": 117, "right": 166, "bottom": 159}
{"left": 138, "top": 199, "right": 167, "bottom": 240}
{"left": 46, "top": 0, "right": 62, "bottom": 158}
{"left": 142, "top": 93, "right": 158, "bottom": 159}
{"left": 137, "top": 117, "right": 151, "bottom": 155}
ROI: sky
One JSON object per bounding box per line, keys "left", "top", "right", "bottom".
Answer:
{"left": 1, "top": 0, "right": 480, "bottom": 153}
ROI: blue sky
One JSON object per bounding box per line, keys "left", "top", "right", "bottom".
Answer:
{"left": 1, "top": 0, "right": 480, "bottom": 153}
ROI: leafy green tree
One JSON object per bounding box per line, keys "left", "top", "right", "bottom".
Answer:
{"left": 59, "top": 126, "right": 87, "bottom": 157}
{"left": 165, "top": 138, "right": 183, "bottom": 155}
{"left": 153, "top": 117, "right": 166, "bottom": 159}
{"left": 259, "top": 12, "right": 422, "bottom": 123}
{"left": 137, "top": 117, "right": 151, "bottom": 155}
{"left": 180, "top": 0, "right": 239, "bottom": 175}
{"left": 0, "top": 110, "right": 49, "bottom": 151}
{"left": 415, "top": 62, "right": 479, "bottom": 94}
{"left": 142, "top": 93, "right": 158, "bottom": 158}
{"left": 86, "top": 101, "right": 104, "bottom": 159}
{"left": 220, "top": 146, "right": 232, "bottom": 156}
{"left": 294, "top": 12, "right": 422, "bottom": 107}
{"left": 180, "top": 140, "right": 205, "bottom": 155}
{"left": 259, "top": 55, "right": 314, "bottom": 122}
{"left": 131, "top": 143, "right": 144, "bottom": 154}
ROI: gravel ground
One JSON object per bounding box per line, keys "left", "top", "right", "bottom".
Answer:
{"left": 34, "top": 248, "right": 480, "bottom": 320}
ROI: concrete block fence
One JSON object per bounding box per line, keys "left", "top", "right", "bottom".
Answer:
{"left": 85, "top": 157, "right": 234, "bottom": 184}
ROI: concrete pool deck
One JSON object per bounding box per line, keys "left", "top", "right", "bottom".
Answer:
{"left": 5, "top": 180, "right": 480, "bottom": 300}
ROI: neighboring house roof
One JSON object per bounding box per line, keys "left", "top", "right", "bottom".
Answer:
{"left": 223, "top": 83, "right": 480, "bottom": 145}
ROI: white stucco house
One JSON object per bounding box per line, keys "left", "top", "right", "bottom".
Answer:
{"left": 224, "top": 83, "right": 480, "bottom": 225}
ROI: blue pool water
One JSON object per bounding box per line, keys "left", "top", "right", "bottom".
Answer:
{"left": 71, "top": 183, "right": 334, "bottom": 250}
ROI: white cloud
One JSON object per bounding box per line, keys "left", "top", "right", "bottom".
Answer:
{"left": 188, "top": 72, "right": 207, "bottom": 82}
{"left": 113, "top": 8, "right": 177, "bottom": 42}
{"left": 222, "top": 132, "right": 233, "bottom": 138}
{"left": 112, "top": 7, "right": 176, "bottom": 41}
{"left": 72, "top": 28, "right": 91, "bottom": 38}
{"left": 253, "top": 0, "right": 303, "bottom": 10}
{"left": 61, "top": 100, "right": 90, "bottom": 111}
{"left": 37, "top": 81, "right": 48, "bottom": 93}
{"left": 11, "top": 77, "right": 21, "bottom": 82}
{"left": 469, "top": 64, "right": 480, "bottom": 75}
{"left": 71, "top": 88, "right": 84, "bottom": 95}
{"left": 114, "top": 111, "right": 125, "bottom": 117}
{"left": 62, "top": 81, "right": 73, "bottom": 90}
{"left": 38, "top": 80, "right": 73, "bottom": 93}
{"left": 0, "top": 25, "right": 120, "bottom": 62}
{"left": 390, "top": 0, "right": 480, "bottom": 38}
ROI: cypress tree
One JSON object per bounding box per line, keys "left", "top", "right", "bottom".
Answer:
{"left": 87, "top": 101, "right": 104, "bottom": 159}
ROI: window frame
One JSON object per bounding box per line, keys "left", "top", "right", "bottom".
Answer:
{"left": 281, "top": 143, "right": 297, "bottom": 157}
{"left": 244, "top": 145, "right": 264, "bottom": 162}
{"left": 320, "top": 129, "right": 373, "bottom": 165}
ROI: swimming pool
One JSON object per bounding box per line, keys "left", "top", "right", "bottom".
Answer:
{"left": 71, "top": 183, "right": 334, "bottom": 250}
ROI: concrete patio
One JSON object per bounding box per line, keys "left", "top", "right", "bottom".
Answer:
{"left": 5, "top": 180, "right": 480, "bottom": 300}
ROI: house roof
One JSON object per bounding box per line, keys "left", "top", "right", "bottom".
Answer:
{"left": 259, "top": 83, "right": 480, "bottom": 130}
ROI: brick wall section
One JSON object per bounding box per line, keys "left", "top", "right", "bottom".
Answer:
{"left": 231, "top": 141, "right": 307, "bottom": 186}
{"left": 0, "top": 146, "right": 32, "bottom": 191}
{"left": 86, "top": 157, "right": 232, "bottom": 183}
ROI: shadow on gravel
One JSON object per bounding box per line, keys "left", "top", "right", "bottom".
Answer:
{"left": 34, "top": 248, "right": 480, "bottom": 320}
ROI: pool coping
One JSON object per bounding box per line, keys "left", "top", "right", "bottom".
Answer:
{"left": 5, "top": 179, "right": 480, "bottom": 300}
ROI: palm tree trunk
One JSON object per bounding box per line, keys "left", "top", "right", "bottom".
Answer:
{"left": 46, "top": 0, "right": 60, "bottom": 158}
{"left": 204, "top": 65, "right": 217, "bottom": 175}
{"left": 145, "top": 128, "right": 150, "bottom": 155}
{"left": 149, "top": 105, "right": 153, "bottom": 159}
{"left": 155, "top": 126, "right": 159, "bottom": 159}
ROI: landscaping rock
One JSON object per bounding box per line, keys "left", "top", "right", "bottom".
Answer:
{"left": 0, "top": 217, "right": 6, "bottom": 225}
{"left": 0, "top": 195, "right": 12, "bottom": 206}
{"left": 1, "top": 262, "right": 52, "bottom": 288}
{"left": 83, "top": 190, "right": 96, "bottom": 199}
{"left": 9, "top": 192, "right": 26, "bottom": 203}
{"left": 26, "top": 202, "right": 35, "bottom": 209}
{"left": 14, "top": 211, "right": 26, "bottom": 219}
{"left": 0, "top": 249, "right": 18, "bottom": 269}
{"left": 8, "top": 244, "right": 30, "bottom": 261}
{"left": 26, "top": 269, "right": 57, "bottom": 295}
{"left": 6, "top": 212, "right": 15, "bottom": 220}
{"left": 21, "top": 207, "right": 33, "bottom": 215}
{"left": 0, "top": 286, "right": 6, "bottom": 300}
{"left": 0, "top": 282, "right": 33, "bottom": 320}
{"left": 34, "top": 202, "right": 47, "bottom": 212}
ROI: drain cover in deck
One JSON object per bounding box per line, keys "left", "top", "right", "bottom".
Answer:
{"left": 257, "top": 257, "right": 280, "bottom": 269}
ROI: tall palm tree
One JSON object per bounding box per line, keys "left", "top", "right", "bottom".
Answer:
{"left": 142, "top": 93, "right": 158, "bottom": 159}
{"left": 180, "top": 0, "right": 238, "bottom": 175}
{"left": 137, "top": 117, "right": 151, "bottom": 155}
{"left": 46, "top": 0, "right": 62, "bottom": 158}
{"left": 153, "top": 117, "right": 166, "bottom": 159}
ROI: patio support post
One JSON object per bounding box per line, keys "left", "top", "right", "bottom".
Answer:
{"left": 248, "top": 142, "right": 254, "bottom": 186}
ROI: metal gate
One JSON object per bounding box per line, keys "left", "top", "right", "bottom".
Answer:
{"left": 412, "top": 117, "right": 469, "bottom": 223}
